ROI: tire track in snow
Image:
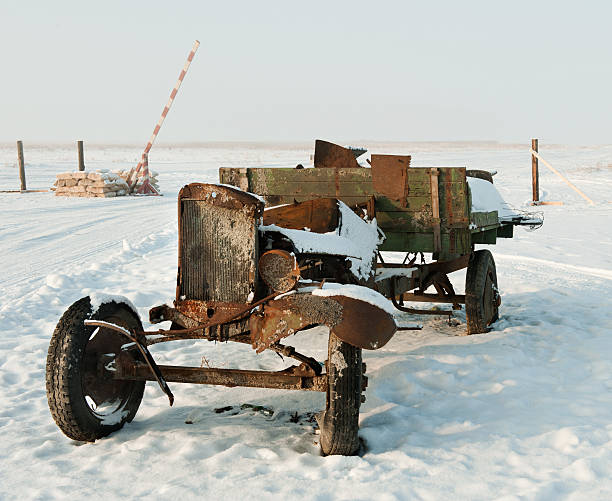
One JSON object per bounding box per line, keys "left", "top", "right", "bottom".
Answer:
{"left": 0, "top": 196, "right": 175, "bottom": 301}
{"left": 494, "top": 253, "right": 612, "bottom": 281}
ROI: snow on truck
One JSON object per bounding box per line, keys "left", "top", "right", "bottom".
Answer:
{"left": 45, "top": 140, "right": 541, "bottom": 455}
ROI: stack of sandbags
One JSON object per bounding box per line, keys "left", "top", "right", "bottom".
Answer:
{"left": 115, "top": 169, "right": 160, "bottom": 193}
{"left": 53, "top": 170, "right": 130, "bottom": 198}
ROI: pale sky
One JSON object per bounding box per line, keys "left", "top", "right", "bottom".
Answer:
{"left": 2, "top": 0, "right": 611, "bottom": 145}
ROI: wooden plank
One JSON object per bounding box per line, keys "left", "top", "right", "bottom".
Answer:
{"left": 444, "top": 167, "right": 467, "bottom": 183}
{"left": 379, "top": 232, "right": 433, "bottom": 252}
{"left": 375, "top": 211, "right": 433, "bottom": 233}
{"left": 532, "top": 138, "right": 539, "bottom": 202}
{"left": 406, "top": 183, "right": 430, "bottom": 196}
{"left": 17, "top": 141, "right": 26, "bottom": 191}
{"left": 222, "top": 166, "right": 464, "bottom": 210}
{"left": 223, "top": 166, "right": 465, "bottom": 190}
{"left": 430, "top": 168, "right": 441, "bottom": 254}
{"left": 77, "top": 140, "right": 85, "bottom": 171}
{"left": 409, "top": 166, "right": 465, "bottom": 179}
{"left": 220, "top": 166, "right": 471, "bottom": 240}
{"left": 470, "top": 211, "right": 499, "bottom": 228}
{"left": 221, "top": 167, "right": 373, "bottom": 194}
{"left": 379, "top": 229, "right": 471, "bottom": 255}
{"left": 438, "top": 168, "right": 469, "bottom": 228}
{"left": 249, "top": 167, "right": 372, "bottom": 184}
{"left": 250, "top": 182, "right": 373, "bottom": 199}
{"left": 259, "top": 194, "right": 370, "bottom": 207}
{"left": 375, "top": 196, "right": 433, "bottom": 212}
{"left": 445, "top": 228, "right": 471, "bottom": 259}
{"left": 248, "top": 168, "right": 372, "bottom": 200}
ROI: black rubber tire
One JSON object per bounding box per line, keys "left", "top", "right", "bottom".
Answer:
{"left": 465, "top": 250, "right": 500, "bottom": 334}
{"left": 319, "top": 332, "right": 362, "bottom": 456}
{"left": 46, "top": 296, "right": 145, "bottom": 442}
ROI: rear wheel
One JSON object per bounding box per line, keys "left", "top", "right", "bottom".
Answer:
{"left": 318, "top": 332, "right": 363, "bottom": 456}
{"left": 46, "top": 296, "right": 145, "bottom": 442}
{"left": 465, "top": 250, "right": 500, "bottom": 334}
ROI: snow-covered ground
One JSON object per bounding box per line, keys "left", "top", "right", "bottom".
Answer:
{"left": 1, "top": 141, "right": 611, "bottom": 500}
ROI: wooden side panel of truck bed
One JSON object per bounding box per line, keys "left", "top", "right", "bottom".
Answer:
{"left": 220, "top": 166, "right": 472, "bottom": 258}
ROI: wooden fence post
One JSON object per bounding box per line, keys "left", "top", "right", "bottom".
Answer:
{"left": 17, "top": 140, "right": 26, "bottom": 191}
{"left": 531, "top": 138, "right": 539, "bottom": 203}
{"left": 78, "top": 140, "right": 85, "bottom": 171}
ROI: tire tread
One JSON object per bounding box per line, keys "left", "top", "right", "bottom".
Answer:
{"left": 465, "top": 250, "right": 499, "bottom": 335}
{"left": 45, "top": 297, "right": 144, "bottom": 442}
{"left": 319, "top": 332, "right": 362, "bottom": 456}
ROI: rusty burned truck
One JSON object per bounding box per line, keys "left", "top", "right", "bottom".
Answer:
{"left": 46, "top": 140, "right": 541, "bottom": 455}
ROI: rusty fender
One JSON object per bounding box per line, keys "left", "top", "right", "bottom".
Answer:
{"left": 250, "top": 293, "right": 396, "bottom": 352}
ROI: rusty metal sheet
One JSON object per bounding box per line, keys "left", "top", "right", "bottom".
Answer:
{"left": 177, "top": 182, "right": 262, "bottom": 210}
{"left": 263, "top": 198, "right": 339, "bottom": 233}
{"left": 250, "top": 293, "right": 397, "bottom": 352}
{"left": 371, "top": 154, "right": 411, "bottom": 207}
{"left": 149, "top": 304, "right": 201, "bottom": 328}
{"left": 328, "top": 296, "right": 396, "bottom": 350}
{"left": 314, "top": 140, "right": 362, "bottom": 169}
{"left": 250, "top": 294, "right": 343, "bottom": 352}
{"left": 174, "top": 299, "right": 247, "bottom": 325}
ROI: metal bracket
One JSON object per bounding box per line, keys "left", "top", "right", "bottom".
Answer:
{"left": 84, "top": 320, "right": 175, "bottom": 406}
{"left": 390, "top": 278, "right": 452, "bottom": 317}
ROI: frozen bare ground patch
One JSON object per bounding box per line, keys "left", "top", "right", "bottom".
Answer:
{"left": 1, "top": 143, "right": 612, "bottom": 499}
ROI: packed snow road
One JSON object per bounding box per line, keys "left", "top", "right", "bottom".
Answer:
{"left": 1, "top": 142, "right": 611, "bottom": 500}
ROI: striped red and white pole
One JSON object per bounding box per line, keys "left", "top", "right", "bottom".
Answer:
{"left": 135, "top": 152, "right": 160, "bottom": 195}
{"left": 128, "top": 40, "right": 201, "bottom": 190}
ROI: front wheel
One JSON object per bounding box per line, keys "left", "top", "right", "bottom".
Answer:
{"left": 318, "top": 332, "right": 363, "bottom": 456}
{"left": 465, "top": 250, "right": 500, "bottom": 334}
{"left": 46, "top": 296, "right": 145, "bottom": 442}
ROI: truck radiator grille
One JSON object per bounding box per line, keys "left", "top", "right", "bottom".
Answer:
{"left": 179, "top": 200, "right": 256, "bottom": 302}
